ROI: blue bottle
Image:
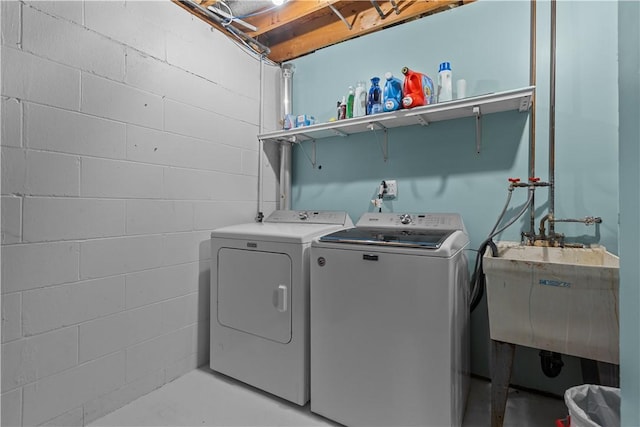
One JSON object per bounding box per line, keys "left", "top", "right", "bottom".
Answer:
{"left": 383, "top": 72, "right": 403, "bottom": 112}
{"left": 367, "top": 77, "right": 383, "bottom": 115}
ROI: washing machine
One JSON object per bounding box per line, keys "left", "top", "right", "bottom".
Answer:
{"left": 310, "top": 212, "right": 470, "bottom": 427}
{"left": 209, "top": 210, "right": 353, "bottom": 405}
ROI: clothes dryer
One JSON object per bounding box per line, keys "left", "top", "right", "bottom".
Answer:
{"left": 310, "top": 212, "right": 470, "bottom": 426}
{"left": 210, "top": 210, "right": 353, "bottom": 405}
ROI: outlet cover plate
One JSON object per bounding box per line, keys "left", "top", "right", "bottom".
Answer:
{"left": 384, "top": 180, "right": 397, "bottom": 198}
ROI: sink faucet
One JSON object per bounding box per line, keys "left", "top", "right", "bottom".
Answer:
{"left": 538, "top": 213, "right": 554, "bottom": 240}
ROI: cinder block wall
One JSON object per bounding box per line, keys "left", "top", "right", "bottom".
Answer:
{"left": 1, "top": 1, "right": 279, "bottom": 426}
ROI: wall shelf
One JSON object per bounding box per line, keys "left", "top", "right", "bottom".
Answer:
{"left": 257, "top": 86, "right": 535, "bottom": 148}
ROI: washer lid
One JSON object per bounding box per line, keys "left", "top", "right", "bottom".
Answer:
{"left": 319, "top": 227, "right": 455, "bottom": 249}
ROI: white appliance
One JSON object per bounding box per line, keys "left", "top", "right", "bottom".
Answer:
{"left": 209, "top": 210, "right": 353, "bottom": 405}
{"left": 310, "top": 212, "right": 470, "bottom": 427}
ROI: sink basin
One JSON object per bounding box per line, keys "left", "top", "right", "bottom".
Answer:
{"left": 483, "top": 242, "right": 619, "bottom": 364}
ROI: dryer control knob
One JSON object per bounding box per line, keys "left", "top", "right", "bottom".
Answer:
{"left": 400, "top": 213, "right": 412, "bottom": 225}
{"left": 298, "top": 211, "right": 309, "bottom": 220}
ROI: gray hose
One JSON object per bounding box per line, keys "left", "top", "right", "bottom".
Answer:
{"left": 470, "top": 187, "right": 534, "bottom": 311}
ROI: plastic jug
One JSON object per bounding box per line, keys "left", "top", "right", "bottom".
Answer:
{"left": 353, "top": 81, "right": 367, "bottom": 117}
{"left": 401, "top": 67, "right": 435, "bottom": 109}
{"left": 367, "top": 77, "right": 383, "bottom": 115}
{"left": 383, "top": 72, "right": 403, "bottom": 112}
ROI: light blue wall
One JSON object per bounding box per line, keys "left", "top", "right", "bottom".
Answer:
{"left": 288, "top": 0, "right": 619, "bottom": 396}
{"left": 618, "top": 1, "right": 640, "bottom": 425}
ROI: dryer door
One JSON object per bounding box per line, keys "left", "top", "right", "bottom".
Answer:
{"left": 217, "top": 248, "right": 292, "bottom": 344}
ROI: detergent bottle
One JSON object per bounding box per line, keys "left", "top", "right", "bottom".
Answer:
{"left": 437, "top": 62, "right": 453, "bottom": 102}
{"left": 382, "top": 72, "right": 403, "bottom": 112}
{"left": 401, "top": 67, "right": 435, "bottom": 109}
{"left": 353, "top": 81, "right": 367, "bottom": 117}
{"left": 367, "top": 77, "right": 383, "bottom": 115}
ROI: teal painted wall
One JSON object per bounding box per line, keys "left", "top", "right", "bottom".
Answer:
{"left": 288, "top": 0, "right": 620, "bottom": 396}
{"left": 618, "top": 0, "right": 640, "bottom": 424}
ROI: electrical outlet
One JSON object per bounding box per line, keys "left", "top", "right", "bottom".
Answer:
{"left": 384, "top": 180, "right": 397, "bottom": 198}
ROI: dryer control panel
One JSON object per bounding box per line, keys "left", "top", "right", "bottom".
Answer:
{"left": 266, "top": 210, "right": 352, "bottom": 226}
{"left": 355, "top": 212, "right": 465, "bottom": 231}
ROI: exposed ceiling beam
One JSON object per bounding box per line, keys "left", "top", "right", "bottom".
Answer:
{"left": 265, "top": 0, "right": 464, "bottom": 63}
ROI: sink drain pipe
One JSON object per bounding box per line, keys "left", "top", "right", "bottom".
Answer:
{"left": 540, "top": 350, "right": 564, "bottom": 378}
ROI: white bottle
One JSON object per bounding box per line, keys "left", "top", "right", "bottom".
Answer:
{"left": 438, "top": 62, "right": 453, "bottom": 102}
{"left": 353, "top": 81, "right": 367, "bottom": 117}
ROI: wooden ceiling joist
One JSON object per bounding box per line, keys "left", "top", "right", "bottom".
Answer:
{"left": 244, "top": 0, "right": 342, "bottom": 37}
{"left": 196, "top": 0, "right": 219, "bottom": 8}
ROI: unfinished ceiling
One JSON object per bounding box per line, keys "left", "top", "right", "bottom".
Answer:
{"left": 172, "top": 0, "right": 472, "bottom": 63}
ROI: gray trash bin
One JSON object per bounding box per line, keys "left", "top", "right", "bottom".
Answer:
{"left": 564, "top": 384, "right": 620, "bottom": 427}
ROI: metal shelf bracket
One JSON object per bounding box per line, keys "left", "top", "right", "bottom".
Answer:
{"left": 415, "top": 114, "right": 430, "bottom": 126}
{"left": 297, "top": 139, "right": 317, "bottom": 168}
{"left": 473, "top": 105, "right": 482, "bottom": 154}
{"left": 368, "top": 122, "right": 388, "bottom": 162}
{"left": 331, "top": 127, "right": 348, "bottom": 137}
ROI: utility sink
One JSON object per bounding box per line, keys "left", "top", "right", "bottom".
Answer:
{"left": 484, "top": 242, "right": 619, "bottom": 364}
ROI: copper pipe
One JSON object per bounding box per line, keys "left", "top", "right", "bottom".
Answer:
{"left": 548, "top": 0, "right": 557, "bottom": 236}
{"left": 528, "top": 0, "right": 537, "bottom": 242}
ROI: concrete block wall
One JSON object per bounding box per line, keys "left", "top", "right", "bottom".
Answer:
{"left": 1, "top": 1, "right": 280, "bottom": 425}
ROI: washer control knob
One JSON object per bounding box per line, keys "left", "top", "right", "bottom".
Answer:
{"left": 298, "top": 211, "right": 309, "bottom": 220}
{"left": 400, "top": 213, "right": 412, "bottom": 225}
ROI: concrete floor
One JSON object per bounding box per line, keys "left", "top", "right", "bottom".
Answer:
{"left": 89, "top": 367, "right": 568, "bottom": 427}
